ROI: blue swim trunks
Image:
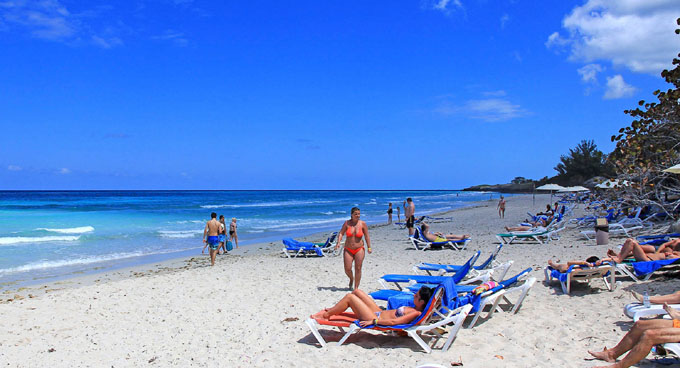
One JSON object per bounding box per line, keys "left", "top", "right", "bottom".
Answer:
{"left": 218, "top": 234, "right": 226, "bottom": 243}
{"left": 207, "top": 236, "right": 219, "bottom": 250}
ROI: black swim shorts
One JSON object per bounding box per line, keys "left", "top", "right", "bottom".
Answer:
{"left": 406, "top": 215, "right": 415, "bottom": 228}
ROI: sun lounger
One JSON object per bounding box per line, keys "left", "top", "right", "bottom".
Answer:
{"left": 378, "top": 252, "right": 480, "bottom": 291}
{"left": 615, "top": 258, "right": 680, "bottom": 282}
{"left": 414, "top": 244, "right": 505, "bottom": 278}
{"left": 281, "top": 233, "right": 338, "bottom": 258}
{"left": 306, "top": 285, "right": 472, "bottom": 353}
{"left": 624, "top": 302, "right": 680, "bottom": 322}
{"left": 544, "top": 262, "right": 615, "bottom": 294}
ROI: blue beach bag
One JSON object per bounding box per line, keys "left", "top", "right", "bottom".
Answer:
{"left": 226, "top": 240, "right": 233, "bottom": 252}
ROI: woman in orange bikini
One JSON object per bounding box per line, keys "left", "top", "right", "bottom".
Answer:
{"left": 335, "top": 207, "right": 372, "bottom": 290}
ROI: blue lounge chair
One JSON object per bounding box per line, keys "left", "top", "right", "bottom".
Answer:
{"left": 615, "top": 258, "right": 680, "bottom": 282}
{"left": 377, "top": 252, "right": 479, "bottom": 291}
{"left": 414, "top": 243, "right": 505, "bottom": 277}
{"left": 281, "top": 233, "right": 337, "bottom": 258}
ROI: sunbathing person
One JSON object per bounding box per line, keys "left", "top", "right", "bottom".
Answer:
{"left": 321, "top": 286, "right": 434, "bottom": 327}
{"left": 504, "top": 216, "right": 553, "bottom": 232}
{"left": 588, "top": 303, "right": 680, "bottom": 368}
{"left": 547, "top": 256, "right": 612, "bottom": 273}
{"left": 607, "top": 238, "right": 680, "bottom": 263}
{"left": 421, "top": 223, "right": 469, "bottom": 242}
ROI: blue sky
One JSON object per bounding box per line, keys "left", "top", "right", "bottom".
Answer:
{"left": 1, "top": 0, "right": 679, "bottom": 190}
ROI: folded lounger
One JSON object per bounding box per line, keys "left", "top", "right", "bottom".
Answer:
{"left": 414, "top": 243, "right": 506, "bottom": 278}
{"left": 544, "top": 262, "right": 615, "bottom": 294}
{"left": 410, "top": 226, "right": 470, "bottom": 251}
{"left": 378, "top": 252, "right": 480, "bottom": 291}
{"left": 615, "top": 258, "right": 680, "bottom": 282}
{"left": 305, "top": 284, "right": 473, "bottom": 353}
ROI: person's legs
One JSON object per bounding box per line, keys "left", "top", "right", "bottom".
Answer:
{"left": 589, "top": 319, "right": 672, "bottom": 362}
{"left": 351, "top": 289, "right": 381, "bottom": 312}
{"left": 234, "top": 233, "right": 238, "bottom": 248}
{"left": 547, "top": 260, "right": 569, "bottom": 273}
{"left": 209, "top": 247, "right": 217, "bottom": 266}
{"left": 322, "top": 293, "right": 377, "bottom": 321}
{"left": 343, "top": 249, "right": 355, "bottom": 289}
{"left": 632, "top": 290, "right": 680, "bottom": 304}
{"left": 353, "top": 248, "right": 365, "bottom": 290}
{"left": 388, "top": 213, "right": 392, "bottom": 224}
{"left": 445, "top": 234, "right": 469, "bottom": 241}
{"left": 594, "top": 328, "right": 680, "bottom": 368}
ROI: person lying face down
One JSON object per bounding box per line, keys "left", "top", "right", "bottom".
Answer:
{"left": 321, "top": 286, "right": 434, "bottom": 327}
{"left": 420, "top": 223, "right": 470, "bottom": 242}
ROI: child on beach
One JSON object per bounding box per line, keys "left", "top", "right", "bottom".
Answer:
{"left": 218, "top": 215, "right": 227, "bottom": 254}
{"left": 387, "top": 203, "right": 393, "bottom": 224}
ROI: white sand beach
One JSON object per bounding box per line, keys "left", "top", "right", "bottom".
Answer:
{"left": 2, "top": 194, "right": 679, "bottom": 367}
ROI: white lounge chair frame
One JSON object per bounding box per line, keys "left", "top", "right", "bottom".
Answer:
{"left": 466, "top": 277, "right": 536, "bottom": 328}
{"left": 544, "top": 265, "right": 615, "bottom": 294}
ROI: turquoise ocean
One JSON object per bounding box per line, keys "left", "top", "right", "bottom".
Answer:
{"left": 0, "top": 190, "right": 502, "bottom": 287}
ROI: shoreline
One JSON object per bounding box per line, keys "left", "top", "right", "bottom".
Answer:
{"left": 0, "top": 196, "right": 502, "bottom": 299}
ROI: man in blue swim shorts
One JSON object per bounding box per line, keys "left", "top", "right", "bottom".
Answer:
{"left": 202, "top": 212, "right": 222, "bottom": 266}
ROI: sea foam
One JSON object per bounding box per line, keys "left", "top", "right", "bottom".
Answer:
{"left": 36, "top": 226, "right": 95, "bottom": 234}
{"left": 0, "top": 235, "right": 81, "bottom": 246}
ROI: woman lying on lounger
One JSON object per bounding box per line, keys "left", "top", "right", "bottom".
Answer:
{"left": 547, "top": 256, "right": 613, "bottom": 273}
{"left": 421, "top": 223, "right": 469, "bottom": 242}
{"left": 321, "top": 286, "right": 434, "bottom": 327}
{"left": 606, "top": 238, "right": 680, "bottom": 263}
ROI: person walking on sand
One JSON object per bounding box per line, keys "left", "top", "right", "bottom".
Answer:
{"left": 335, "top": 207, "right": 372, "bottom": 290}
{"left": 405, "top": 198, "right": 415, "bottom": 236}
{"left": 218, "top": 215, "right": 227, "bottom": 254}
{"left": 229, "top": 217, "right": 239, "bottom": 248}
{"left": 396, "top": 206, "right": 401, "bottom": 222}
{"left": 202, "top": 212, "right": 221, "bottom": 266}
{"left": 387, "top": 203, "right": 393, "bottom": 224}
{"left": 497, "top": 195, "right": 506, "bottom": 218}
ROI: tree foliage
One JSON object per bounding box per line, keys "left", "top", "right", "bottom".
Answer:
{"left": 609, "top": 18, "right": 680, "bottom": 216}
{"left": 554, "top": 140, "right": 614, "bottom": 186}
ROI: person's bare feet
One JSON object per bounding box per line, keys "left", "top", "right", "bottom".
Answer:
{"left": 631, "top": 291, "right": 643, "bottom": 303}
{"left": 664, "top": 303, "right": 680, "bottom": 320}
{"left": 607, "top": 249, "right": 617, "bottom": 257}
{"left": 348, "top": 279, "right": 354, "bottom": 290}
{"left": 588, "top": 347, "right": 615, "bottom": 362}
{"left": 548, "top": 260, "right": 557, "bottom": 268}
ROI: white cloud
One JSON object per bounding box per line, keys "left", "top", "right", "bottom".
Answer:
{"left": 547, "top": 0, "right": 680, "bottom": 74}
{"left": 604, "top": 74, "right": 636, "bottom": 99}
{"left": 430, "top": 0, "right": 464, "bottom": 14}
{"left": 151, "top": 30, "right": 188, "bottom": 47}
{"left": 482, "top": 90, "right": 507, "bottom": 97}
{"left": 7, "top": 165, "right": 21, "bottom": 171}
{"left": 577, "top": 63, "right": 604, "bottom": 83}
{"left": 435, "top": 96, "right": 529, "bottom": 122}
{"left": 58, "top": 167, "right": 71, "bottom": 174}
{"left": 500, "top": 14, "right": 510, "bottom": 29}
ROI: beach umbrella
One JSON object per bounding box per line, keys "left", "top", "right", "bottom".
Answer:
{"left": 663, "top": 164, "right": 680, "bottom": 174}
{"left": 558, "top": 186, "right": 589, "bottom": 193}
{"left": 536, "top": 183, "right": 566, "bottom": 202}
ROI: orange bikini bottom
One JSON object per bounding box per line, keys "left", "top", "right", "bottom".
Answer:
{"left": 345, "top": 247, "right": 364, "bottom": 256}
{"left": 673, "top": 319, "right": 680, "bottom": 328}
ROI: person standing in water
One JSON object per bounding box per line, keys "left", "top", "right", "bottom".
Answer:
{"left": 335, "top": 207, "right": 372, "bottom": 290}
{"left": 229, "top": 217, "right": 239, "bottom": 248}
{"left": 387, "top": 203, "right": 393, "bottom": 224}
{"left": 202, "top": 212, "right": 221, "bottom": 266}
{"left": 396, "top": 206, "right": 401, "bottom": 222}
{"left": 497, "top": 195, "right": 506, "bottom": 218}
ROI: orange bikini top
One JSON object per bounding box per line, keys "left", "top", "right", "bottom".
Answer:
{"left": 346, "top": 223, "right": 364, "bottom": 238}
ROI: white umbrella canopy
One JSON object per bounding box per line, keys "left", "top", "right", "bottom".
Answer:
{"left": 663, "top": 164, "right": 680, "bottom": 174}
{"left": 558, "top": 186, "right": 590, "bottom": 192}
{"left": 536, "top": 184, "right": 566, "bottom": 191}
{"left": 535, "top": 183, "right": 566, "bottom": 202}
